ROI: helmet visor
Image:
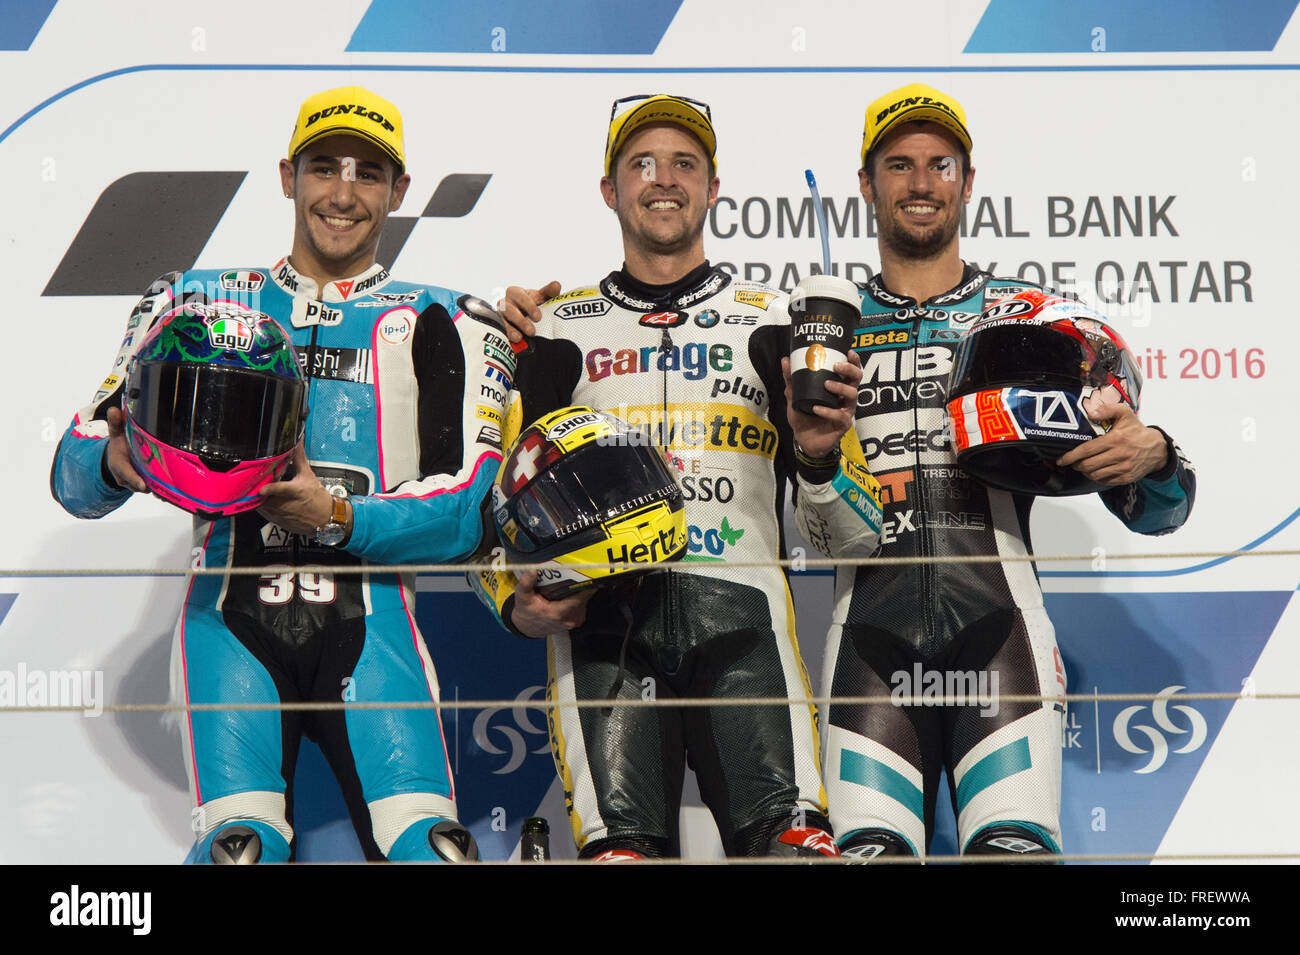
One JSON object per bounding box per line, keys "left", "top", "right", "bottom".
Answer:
{"left": 950, "top": 323, "right": 1108, "bottom": 397}
{"left": 507, "top": 442, "right": 681, "bottom": 554}
{"left": 127, "top": 361, "right": 306, "bottom": 465}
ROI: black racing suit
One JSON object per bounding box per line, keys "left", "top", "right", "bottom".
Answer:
{"left": 795, "top": 265, "right": 1196, "bottom": 856}
{"left": 477, "top": 262, "right": 882, "bottom": 858}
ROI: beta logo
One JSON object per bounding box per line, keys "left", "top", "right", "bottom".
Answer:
{"left": 208, "top": 316, "right": 253, "bottom": 351}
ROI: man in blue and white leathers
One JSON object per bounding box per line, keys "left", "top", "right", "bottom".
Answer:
{"left": 50, "top": 87, "right": 508, "bottom": 862}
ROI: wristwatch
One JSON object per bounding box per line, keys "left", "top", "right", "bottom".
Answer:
{"left": 314, "top": 486, "right": 351, "bottom": 546}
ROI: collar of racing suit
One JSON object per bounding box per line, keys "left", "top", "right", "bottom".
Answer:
{"left": 269, "top": 257, "right": 392, "bottom": 303}
{"left": 862, "top": 261, "right": 988, "bottom": 309}
{"left": 599, "top": 260, "right": 732, "bottom": 312}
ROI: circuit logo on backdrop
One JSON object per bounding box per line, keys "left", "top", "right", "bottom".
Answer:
{"left": 1112, "top": 685, "right": 1207, "bottom": 774}
{"left": 470, "top": 684, "right": 549, "bottom": 774}
{"left": 43, "top": 172, "right": 492, "bottom": 297}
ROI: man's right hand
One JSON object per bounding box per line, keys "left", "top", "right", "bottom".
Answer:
{"left": 105, "top": 406, "right": 148, "bottom": 492}
{"left": 498, "top": 280, "right": 561, "bottom": 344}
{"left": 509, "top": 570, "right": 595, "bottom": 638}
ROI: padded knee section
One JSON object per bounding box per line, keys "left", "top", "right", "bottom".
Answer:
{"left": 388, "top": 818, "right": 479, "bottom": 862}
{"left": 186, "top": 820, "right": 291, "bottom": 865}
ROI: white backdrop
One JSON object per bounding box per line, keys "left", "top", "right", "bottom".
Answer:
{"left": 1, "top": 0, "right": 1297, "bottom": 863}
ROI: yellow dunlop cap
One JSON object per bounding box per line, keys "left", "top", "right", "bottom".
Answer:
{"left": 604, "top": 94, "right": 716, "bottom": 175}
{"left": 861, "top": 82, "right": 972, "bottom": 167}
{"left": 287, "top": 86, "right": 405, "bottom": 171}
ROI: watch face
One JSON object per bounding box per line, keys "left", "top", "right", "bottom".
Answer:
{"left": 315, "top": 523, "right": 346, "bottom": 547}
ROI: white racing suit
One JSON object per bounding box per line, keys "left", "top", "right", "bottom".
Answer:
{"left": 795, "top": 266, "right": 1196, "bottom": 858}
{"left": 477, "top": 263, "right": 884, "bottom": 858}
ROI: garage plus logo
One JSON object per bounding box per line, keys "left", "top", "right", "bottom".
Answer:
{"left": 1112, "top": 685, "right": 1207, "bottom": 774}
{"left": 44, "top": 172, "right": 492, "bottom": 296}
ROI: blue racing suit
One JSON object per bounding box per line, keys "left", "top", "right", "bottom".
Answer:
{"left": 50, "top": 258, "right": 508, "bottom": 862}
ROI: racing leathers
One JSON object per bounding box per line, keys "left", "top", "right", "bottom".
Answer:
{"left": 795, "top": 264, "right": 1196, "bottom": 857}
{"left": 476, "top": 262, "right": 883, "bottom": 858}
{"left": 50, "top": 259, "right": 507, "bottom": 862}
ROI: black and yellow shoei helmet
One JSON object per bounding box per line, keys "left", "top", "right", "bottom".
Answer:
{"left": 493, "top": 407, "right": 687, "bottom": 598}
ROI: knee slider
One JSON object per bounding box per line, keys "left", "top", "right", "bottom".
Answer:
{"left": 188, "top": 820, "right": 291, "bottom": 865}
{"left": 388, "top": 818, "right": 479, "bottom": 862}
{"left": 964, "top": 824, "right": 1057, "bottom": 858}
{"left": 839, "top": 828, "right": 916, "bottom": 861}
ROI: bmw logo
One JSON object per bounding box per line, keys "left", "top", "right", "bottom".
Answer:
{"left": 694, "top": 309, "right": 721, "bottom": 329}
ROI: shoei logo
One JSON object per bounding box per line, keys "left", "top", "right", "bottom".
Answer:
{"left": 546, "top": 412, "right": 602, "bottom": 441}
{"left": 207, "top": 316, "right": 254, "bottom": 351}
{"left": 555, "top": 299, "right": 612, "bottom": 319}
{"left": 470, "top": 685, "right": 549, "bottom": 774}
{"left": 1113, "top": 686, "right": 1208, "bottom": 774}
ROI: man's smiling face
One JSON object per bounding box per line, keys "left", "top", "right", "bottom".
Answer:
{"left": 280, "top": 133, "right": 410, "bottom": 282}
{"left": 601, "top": 123, "right": 719, "bottom": 260}
{"left": 861, "top": 122, "right": 974, "bottom": 261}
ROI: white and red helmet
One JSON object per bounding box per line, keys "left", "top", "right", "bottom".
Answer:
{"left": 945, "top": 290, "right": 1143, "bottom": 496}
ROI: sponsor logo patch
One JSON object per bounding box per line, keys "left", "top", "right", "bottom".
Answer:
{"left": 377, "top": 310, "right": 414, "bottom": 344}
{"left": 219, "top": 270, "right": 264, "bottom": 292}
{"left": 555, "top": 299, "right": 612, "bottom": 319}
{"left": 546, "top": 411, "right": 602, "bottom": 441}
{"left": 638, "top": 310, "right": 687, "bottom": 328}
{"left": 733, "top": 289, "right": 777, "bottom": 309}
{"left": 207, "top": 316, "right": 254, "bottom": 351}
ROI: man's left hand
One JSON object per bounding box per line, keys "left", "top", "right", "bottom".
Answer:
{"left": 1056, "top": 390, "right": 1168, "bottom": 486}
{"left": 257, "top": 443, "right": 335, "bottom": 535}
{"left": 783, "top": 351, "right": 862, "bottom": 460}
